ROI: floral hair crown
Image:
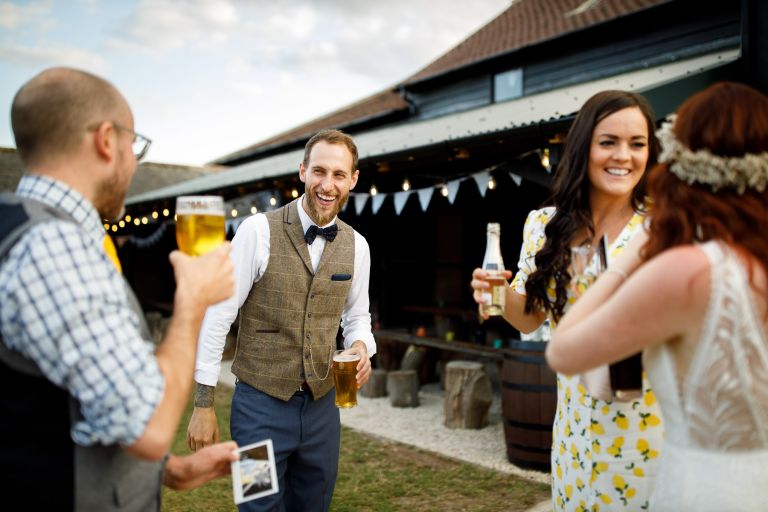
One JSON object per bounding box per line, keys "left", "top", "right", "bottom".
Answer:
{"left": 657, "top": 114, "right": 768, "bottom": 194}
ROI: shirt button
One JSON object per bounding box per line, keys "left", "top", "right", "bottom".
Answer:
{"left": 306, "top": 334, "right": 311, "bottom": 339}
{"left": 310, "top": 294, "right": 315, "bottom": 299}
{"left": 307, "top": 313, "right": 312, "bottom": 318}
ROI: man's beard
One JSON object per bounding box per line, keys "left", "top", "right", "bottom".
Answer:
{"left": 305, "top": 190, "right": 348, "bottom": 226}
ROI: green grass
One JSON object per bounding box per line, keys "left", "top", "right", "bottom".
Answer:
{"left": 162, "top": 386, "right": 550, "bottom": 512}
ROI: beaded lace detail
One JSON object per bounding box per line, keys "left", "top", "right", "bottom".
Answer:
{"left": 659, "top": 241, "right": 768, "bottom": 451}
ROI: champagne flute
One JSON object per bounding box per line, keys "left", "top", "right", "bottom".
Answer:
{"left": 175, "top": 195, "right": 226, "bottom": 256}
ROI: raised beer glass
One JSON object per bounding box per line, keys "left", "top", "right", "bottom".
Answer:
{"left": 175, "top": 196, "right": 226, "bottom": 256}
{"left": 332, "top": 350, "right": 360, "bottom": 408}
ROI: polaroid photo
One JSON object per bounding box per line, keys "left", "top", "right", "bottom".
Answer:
{"left": 231, "top": 439, "right": 279, "bottom": 505}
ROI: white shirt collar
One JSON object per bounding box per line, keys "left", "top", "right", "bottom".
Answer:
{"left": 296, "top": 194, "right": 337, "bottom": 232}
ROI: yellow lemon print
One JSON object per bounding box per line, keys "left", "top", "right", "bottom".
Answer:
{"left": 613, "top": 411, "right": 629, "bottom": 430}
{"left": 644, "top": 389, "right": 656, "bottom": 406}
{"left": 600, "top": 493, "right": 613, "bottom": 505}
{"left": 590, "top": 420, "right": 605, "bottom": 435}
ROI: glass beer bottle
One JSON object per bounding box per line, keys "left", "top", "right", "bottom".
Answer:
{"left": 481, "top": 222, "right": 506, "bottom": 316}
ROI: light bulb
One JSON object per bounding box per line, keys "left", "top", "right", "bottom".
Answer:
{"left": 269, "top": 196, "right": 277, "bottom": 206}
{"left": 118, "top": 220, "right": 125, "bottom": 228}
{"left": 402, "top": 179, "right": 411, "bottom": 191}
{"left": 162, "top": 208, "right": 170, "bottom": 217}
{"left": 488, "top": 176, "right": 496, "bottom": 190}
{"left": 231, "top": 208, "right": 238, "bottom": 218}
{"left": 291, "top": 188, "right": 299, "bottom": 198}
{"left": 151, "top": 211, "right": 158, "bottom": 219}
{"left": 441, "top": 184, "right": 449, "bottom": 197}
{"left": 251, "top": 206, "right": 257, "bottom": 214}
{"left": 540, "top": 148, "right": 550, "bottom": 169}
{"left": 370, "top": 184, "right": 378, "bottom": 196}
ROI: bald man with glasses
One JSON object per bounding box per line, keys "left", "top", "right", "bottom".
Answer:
{"left": 0, "top": 67, "right": 238, "bottom": 511}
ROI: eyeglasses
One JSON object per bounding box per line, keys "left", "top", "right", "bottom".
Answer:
{"left": 87, "top": 121, "right": 152, "bottom": 162}
{"left": 113, "top": 123, "right": 152, "bottom": 162}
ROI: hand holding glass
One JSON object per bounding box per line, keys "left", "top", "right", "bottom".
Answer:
{"left": 175, "top": 196, "right": 226, "bottom": 256}
{"left": 332, "top": 350, "right": 360, "bottom": 408}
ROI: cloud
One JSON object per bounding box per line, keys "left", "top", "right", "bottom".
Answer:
{"left": 0, "top": 1, "right": 55, "bottom": 31}
{"left": 106, "top": 0, "right": 238, "bottom": 54}
{"left": 0, "top": 42, "right": 107, "bottom": 71}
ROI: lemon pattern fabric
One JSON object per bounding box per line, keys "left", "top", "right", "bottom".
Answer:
{"left": 511, "top": 207, "right": 664, "bottom": 511}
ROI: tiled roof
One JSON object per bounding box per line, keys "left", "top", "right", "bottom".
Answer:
{"left": 0, "top": 147, "right": 221, "bottom": 197}
{"left": 211, "top": 88, "right": 408, "bottom": 164}
{"left": 213, "top": 0, "right": 669, "bottom": 163}
{"left": 406, "top": 0, "right": 670, "bottom": 84}
{"left": 0, "top": 147, "right": 23, "bottom": 192}
{"left": 126, "top": 162, "right": 226, "bottom": 198}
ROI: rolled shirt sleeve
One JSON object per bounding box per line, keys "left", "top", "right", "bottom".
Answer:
{"left": 195, "top": 214, "right": 269, "bottom": 386}
{"left": 341, "top": 231, "right": 376, "bottom": 357}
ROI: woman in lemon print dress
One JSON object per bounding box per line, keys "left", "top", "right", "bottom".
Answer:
{"left": 471, "top": 90, "right": 664, "bottom": 511}
{"left": 548, "top": 82, "right": 768, "bottom": 511}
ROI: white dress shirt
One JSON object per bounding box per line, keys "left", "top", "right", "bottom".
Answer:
{"left": 195, "top": 196, "right": 376, "bottom": 386}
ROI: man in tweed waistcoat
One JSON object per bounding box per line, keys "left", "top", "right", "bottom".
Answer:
{"left": 188, "top": 129, "right": 376, "bottom": 511}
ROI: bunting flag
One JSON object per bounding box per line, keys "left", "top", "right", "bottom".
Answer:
{"left": 446, "top": 180, "right": 461, "bottom": 204}
{"left": 393, "top": 190, "right": 411, "bottom": 215}
{"left": 371, "top": 193, "right": 386, "bottom": 214}
{"left": 417, "top": 187, "right": 433, "bottom": 212}
{"left": 509, "top": 172, "right": 523, "bottom": 186}
{"left": 354, "top": 193, "right": 369, "bottom": 215}
{"left": 472, "top": 172, "right": 490, "bottom": 197}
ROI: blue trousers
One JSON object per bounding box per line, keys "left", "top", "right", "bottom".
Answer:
{"left": 231, "top": 381, "right": 340, "bottom": 512}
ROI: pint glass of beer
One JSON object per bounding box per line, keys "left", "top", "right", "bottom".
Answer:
{"left": 332, "top": 350, "right": 360, "bottom": 408}
{"left": 175, "top": 196, "right": 225, "bottom": 256}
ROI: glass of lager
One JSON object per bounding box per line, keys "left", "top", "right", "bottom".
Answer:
{"left": 175, "top": 196, "right": 226, "bottom": 256}
{"left": 332, "top": 350, "right": 360, "bottom": 408}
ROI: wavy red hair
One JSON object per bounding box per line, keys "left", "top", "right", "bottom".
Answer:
{"left": 644, "top": 82, "right": 768, "bottom": 278}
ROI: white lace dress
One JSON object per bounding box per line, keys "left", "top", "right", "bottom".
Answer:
{"left": 644, "top": 241, "right": 768, "bottom": 511}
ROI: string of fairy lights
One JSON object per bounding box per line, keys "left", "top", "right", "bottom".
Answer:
{"left": 105, "top": 149, "right": 554, "bottom": 236}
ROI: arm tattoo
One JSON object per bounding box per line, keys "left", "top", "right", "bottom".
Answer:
{"left": 194, "top": 383, "right": 215, "bottom": 408}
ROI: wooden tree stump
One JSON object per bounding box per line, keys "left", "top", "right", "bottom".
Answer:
{"left": 400, "top": 345, "right": 426, "bottom": 372}
{"left": 443, "top": 360, "right": 492, "bottom": 429}
{"left": 387, "top": 370, "right": 419, "bottom": 407}
{"left": 360, "top": 369, "right": 388, "bottom": 398}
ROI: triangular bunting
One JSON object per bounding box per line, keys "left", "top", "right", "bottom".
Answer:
{"left": 393, "top": 191, "right": 411, "bottom": 215}
{"left": 447, "top": 180, "right": 461, "bottom": 204}
{"left": 509, "top": 172, "right": 523, "bottom": 186}
{"left": 472, "top": 172, "right": 490, "bottom": 197}
{"left": 417, "top": 188, "right": 433, "bottom": 212}
{"left": 354, "top": 193, "right": 369, "bottom": 215}
{"left": 371, "top": 193, "right": 386, "bottom": 214}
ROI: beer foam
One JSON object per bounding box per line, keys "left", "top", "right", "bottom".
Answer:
{"left": 333, "top": 354, "right": 359, "bottom": 362}
{"left": 176, "top": 207, "right": 224, "bottom": 216}
{"left": 176, "top": 196, "right": 224, "bottom": 216}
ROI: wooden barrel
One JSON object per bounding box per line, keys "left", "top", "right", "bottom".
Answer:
{"left": 501, "top": 340, "right": 557, "bottom": 472}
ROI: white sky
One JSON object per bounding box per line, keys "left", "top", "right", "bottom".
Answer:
{"left": 0, "top": 0, "right": 511, "bottom": 166}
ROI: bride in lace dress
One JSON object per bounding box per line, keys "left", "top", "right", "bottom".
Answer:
{"left": 546, "top": 81, "right": 768, "bottom": 511}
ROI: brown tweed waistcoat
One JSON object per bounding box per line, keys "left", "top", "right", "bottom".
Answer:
{"left": 232, "top": 199, "right": 355, "bottom": 401}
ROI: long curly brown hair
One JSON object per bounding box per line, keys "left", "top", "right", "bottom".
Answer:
{"left": 644, "top": 82, "right": 768, "bottom": 280}
{"left": 524, "top": 90, "right": 659, "bottom": 322}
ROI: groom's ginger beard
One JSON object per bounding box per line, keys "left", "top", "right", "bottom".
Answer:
{"left": 303, "top": 187, "right": 349, "bottom": 227}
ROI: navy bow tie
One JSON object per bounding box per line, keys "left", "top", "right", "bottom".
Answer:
{"left": 305, "top": 224, "right": 338, "bottom": 244}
